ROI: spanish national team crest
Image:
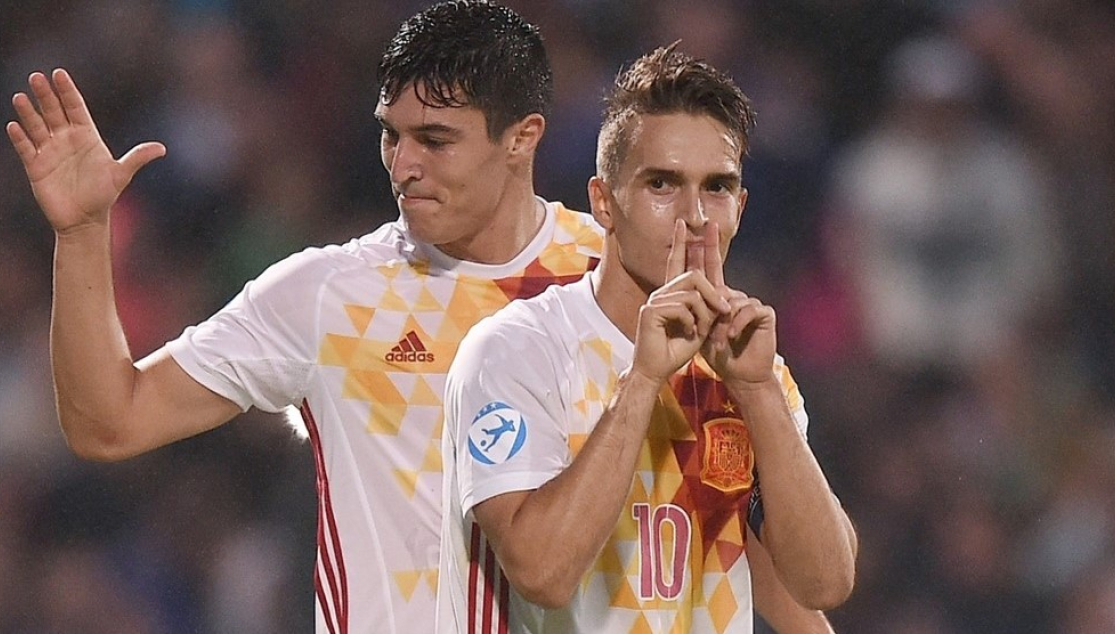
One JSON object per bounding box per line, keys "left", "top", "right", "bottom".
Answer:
{"left": 701, "top": 418, "right": 754, "bottom": 492}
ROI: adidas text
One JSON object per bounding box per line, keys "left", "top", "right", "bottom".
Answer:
{"left": 386, "top": 351, "right": 436, "bottom": 363}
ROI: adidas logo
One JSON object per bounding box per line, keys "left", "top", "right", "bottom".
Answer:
{"left": 386, "top": 330, "right": 436, "bottom": 363}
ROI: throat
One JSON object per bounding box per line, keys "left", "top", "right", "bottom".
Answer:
{"left": 590, "top": 262, "right": 648, "bottom": 342}
{"left": 441, "top": 197, "right": 546, "bottom": 265}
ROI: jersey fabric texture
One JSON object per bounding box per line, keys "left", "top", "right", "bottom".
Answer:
{"left": 439, "top": 274, "right": 809, "bottom": 634}
{"left": 166, "top": 201, "right": 603, "bottom": 634}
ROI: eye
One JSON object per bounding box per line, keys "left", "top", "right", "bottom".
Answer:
{"left": 707, "top": 179, "right": 738, "bottom": 195}
{"left": 380, "top": 127, "right": 399, "bottom": 146}
{"left": 421, "top": 137, "right": 449, "bottom": 150}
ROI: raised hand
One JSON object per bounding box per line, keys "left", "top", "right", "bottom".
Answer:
{"left": 630, "top": 219, "right": 732, "bottom": 383}
{"left": 6, "top": 69, "right": 165, "bottom": 234}
{"left": 696, "top": 222, "right": 778, "bottom": 386}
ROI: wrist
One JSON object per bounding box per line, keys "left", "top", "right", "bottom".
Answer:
{"left": 723, "top": 373, "right": 781, "bottom": 402}
{"left": 55, "top": 218, "right": 111, "bottom": 242}
{"left": 620, "top": 366, "right": 667, "bottom": 394}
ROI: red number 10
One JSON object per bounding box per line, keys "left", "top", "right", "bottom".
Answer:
{"left": 632, "top": 503, "right": 692, "bottom": 600}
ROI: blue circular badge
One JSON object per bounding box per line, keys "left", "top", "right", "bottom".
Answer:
{"left": 467, "top": 401, "right": 528, "bottom": 465}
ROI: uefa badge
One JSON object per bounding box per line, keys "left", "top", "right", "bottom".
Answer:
{"left": 468, "top": 401, "right": 528, "bottom": 465}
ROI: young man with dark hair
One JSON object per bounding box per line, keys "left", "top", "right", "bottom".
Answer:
{"left": 439, "top": 44, "right": 857, "bottom": 633}
{"left": 5, "top": 2, "right": 601, "bottom": 632}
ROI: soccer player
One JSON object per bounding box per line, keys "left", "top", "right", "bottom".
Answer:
{"left": 439, "top": 45, "right": 858, "bottom": 632}
{"left": 5, "top": 2, "right": 602, "bottom": 632}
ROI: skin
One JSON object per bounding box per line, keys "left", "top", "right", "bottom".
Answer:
{"left": 7, "top": 69, "right": 241, "bottom": 461}
{"left": 375, "top": 84, "right": 546, "bottom": 264}
{"left": 470, "top": 113, "right": 856, "bottom": 622}
{"left": 5, "top": 68, "right": 548, "bottom": 461}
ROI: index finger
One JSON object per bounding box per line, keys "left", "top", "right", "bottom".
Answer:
{"left": 665, "top": 218, "right": 686, "bottom": 281}
{"left": 703, "top": 221, "right": 724, "bottom": 287}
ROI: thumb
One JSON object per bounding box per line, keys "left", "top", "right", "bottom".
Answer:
{"left": 117, "top": 141, "right": 167, "bottom": 183}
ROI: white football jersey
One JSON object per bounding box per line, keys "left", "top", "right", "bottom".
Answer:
{"left": 167, "top": 201, "right": 603, "bottom": 633}
{"left": 439, "top": 275, "right": 809, "bottom": 634}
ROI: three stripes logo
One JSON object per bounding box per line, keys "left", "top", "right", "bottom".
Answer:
{"left": 385, "top": 330, "right": 436, "bottom": 363}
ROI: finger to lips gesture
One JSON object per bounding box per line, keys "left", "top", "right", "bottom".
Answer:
{"left": 688, "top": 221, "right": 731, "bottom": 349}
{"left": 631, "top": 219, "right": 731, "bottom": 382}
{"left": 696, "top": 223, "right": 777, "bottom": 385}
{"left": 6, "top": 69, "right": 166, "bottom": 234}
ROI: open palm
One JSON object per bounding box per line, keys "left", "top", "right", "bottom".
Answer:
{"left": 6, "top": 69, "right": 165, "bottom": 233}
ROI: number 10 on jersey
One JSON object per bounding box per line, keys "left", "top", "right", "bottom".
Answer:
{"left": 632, "top": 503, "right": 692, "bottom": 601}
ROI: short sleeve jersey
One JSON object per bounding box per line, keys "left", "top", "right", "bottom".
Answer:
{"left": 166, "top": 201, "right": 602, "bottom": 634}
{"left": 439, "top": 275, "right": 809, "bottom": 634}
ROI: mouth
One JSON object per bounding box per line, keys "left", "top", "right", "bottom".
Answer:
{"left": 397, "top": 192, "right": 439, "bottom": 206}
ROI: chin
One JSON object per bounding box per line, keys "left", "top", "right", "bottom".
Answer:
{"left": 407, "top": 224, "right": 454, "bottom": 247}
{"left": 405, "top": 220, "right": 464, "bottom": 251}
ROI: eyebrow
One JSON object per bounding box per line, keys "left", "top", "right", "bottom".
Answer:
{"left": 637, "top": 167, "right": 682, "bottom": 181}
{"left": 704, "top": 171, "right": 742, "bottom": 187}
{"left": 374, "top": 114, "right": 462, "bottom": 137}
{"left": 637, "top": 167, "right": 742, "bottom": 185}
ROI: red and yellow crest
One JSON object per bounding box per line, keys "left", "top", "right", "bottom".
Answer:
{"left": 701, "top": 418, "right": 754, "bottom": 492}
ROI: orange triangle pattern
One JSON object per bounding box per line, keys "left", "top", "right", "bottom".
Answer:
{"left": 344, "top": 304, "right": 376, "bottom": 336}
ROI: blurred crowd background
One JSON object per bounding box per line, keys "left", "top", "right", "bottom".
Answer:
{"left": 2, "top": 0, "right": 1114, "bottom": 632}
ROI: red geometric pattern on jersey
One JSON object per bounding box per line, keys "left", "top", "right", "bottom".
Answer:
{"left": 663, "top": 361, "right": 756, "bottom": 571}
{"left": 301, "top": 399, "right": 349, "bottom": 634}
{"left": 494, "top": 256, "right": 601, "bottom": 302}
{"left": 467, "top": 522, "right": 510, "bottom": 634}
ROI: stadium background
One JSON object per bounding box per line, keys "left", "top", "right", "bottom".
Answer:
{"left": 2, "top": 0, "right": 1114, "bottom": 631}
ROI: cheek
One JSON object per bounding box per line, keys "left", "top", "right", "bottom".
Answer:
{"left": 446, "top": 147, "right": 501, "bottom": 194}
{"left": 646, "top": 193, "right": 677, "bottom": 219}
{"left": 619, "top": 195, "right": 673, "bottom": 236}
{"left": 711, "top": 200, "right": 741, "bottom": 234}
{"left": 627, "top": 191, "right": 677, "bottom": 223}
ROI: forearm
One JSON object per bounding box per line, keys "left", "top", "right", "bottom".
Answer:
{"left": 51, "top": 222, "right": 141, "bottom": 459}
{"left": 729, "top": 378, "right": 857, "bottom": 609}
{"left": 478, "top": 369, "right": 662, "bottom": 607}
{"left": 749, "top": 526, "right": 834, "bottom": 634}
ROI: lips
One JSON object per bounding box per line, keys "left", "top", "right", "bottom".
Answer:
{"left": 397, "top": 191, "right": 438, "bottom": 203}
{"left": 397, "top": 192, "right": 440, "bottom": 212}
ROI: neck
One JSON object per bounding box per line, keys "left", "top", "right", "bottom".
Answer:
{"left": 439, "top": 179, "right": 544, "bottom": 264}
{"left": 591, "top": 241, "right": 650, "bottom": 342}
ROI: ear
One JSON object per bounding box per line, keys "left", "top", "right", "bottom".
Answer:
{"left": 506, "top": 113, "right": 546, "bottom": 159}
{"left": 588, "top": 175, "right": 616, "bottom": 231}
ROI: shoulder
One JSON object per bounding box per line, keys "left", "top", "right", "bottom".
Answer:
{"left": 453, "top": 281, "right": 583, "bottom": 374}
{"left": 457, "top": 290, "right": 562, "bottom": 356}
{"left": 247, "top": 220, "right": 417, "bottom": 297}
{"left": 484, "top": 279, "right": 583, "bottom": 339}
{"left": 549, "top": 202, "right": 604, "bottom": 256}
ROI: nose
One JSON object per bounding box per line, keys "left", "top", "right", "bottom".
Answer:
{"left": 681, "top": 188, "right": 708, "bottom": 231}
{"left": 387, "top": 136, "right": 422, "bottom": 187}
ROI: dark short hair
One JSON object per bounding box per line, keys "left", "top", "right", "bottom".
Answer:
{"left": 378, "top": 0, "right": 553, "bottom": 139}
{"left": 597, "top": 43, "right": 757, "bottom": 182}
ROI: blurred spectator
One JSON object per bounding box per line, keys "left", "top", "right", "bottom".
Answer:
{"left": 827, "top": 33, "right": 1060, "bottom": 375}
{"left": 956, "top": 0, "right": 1115, "bottom": 399}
